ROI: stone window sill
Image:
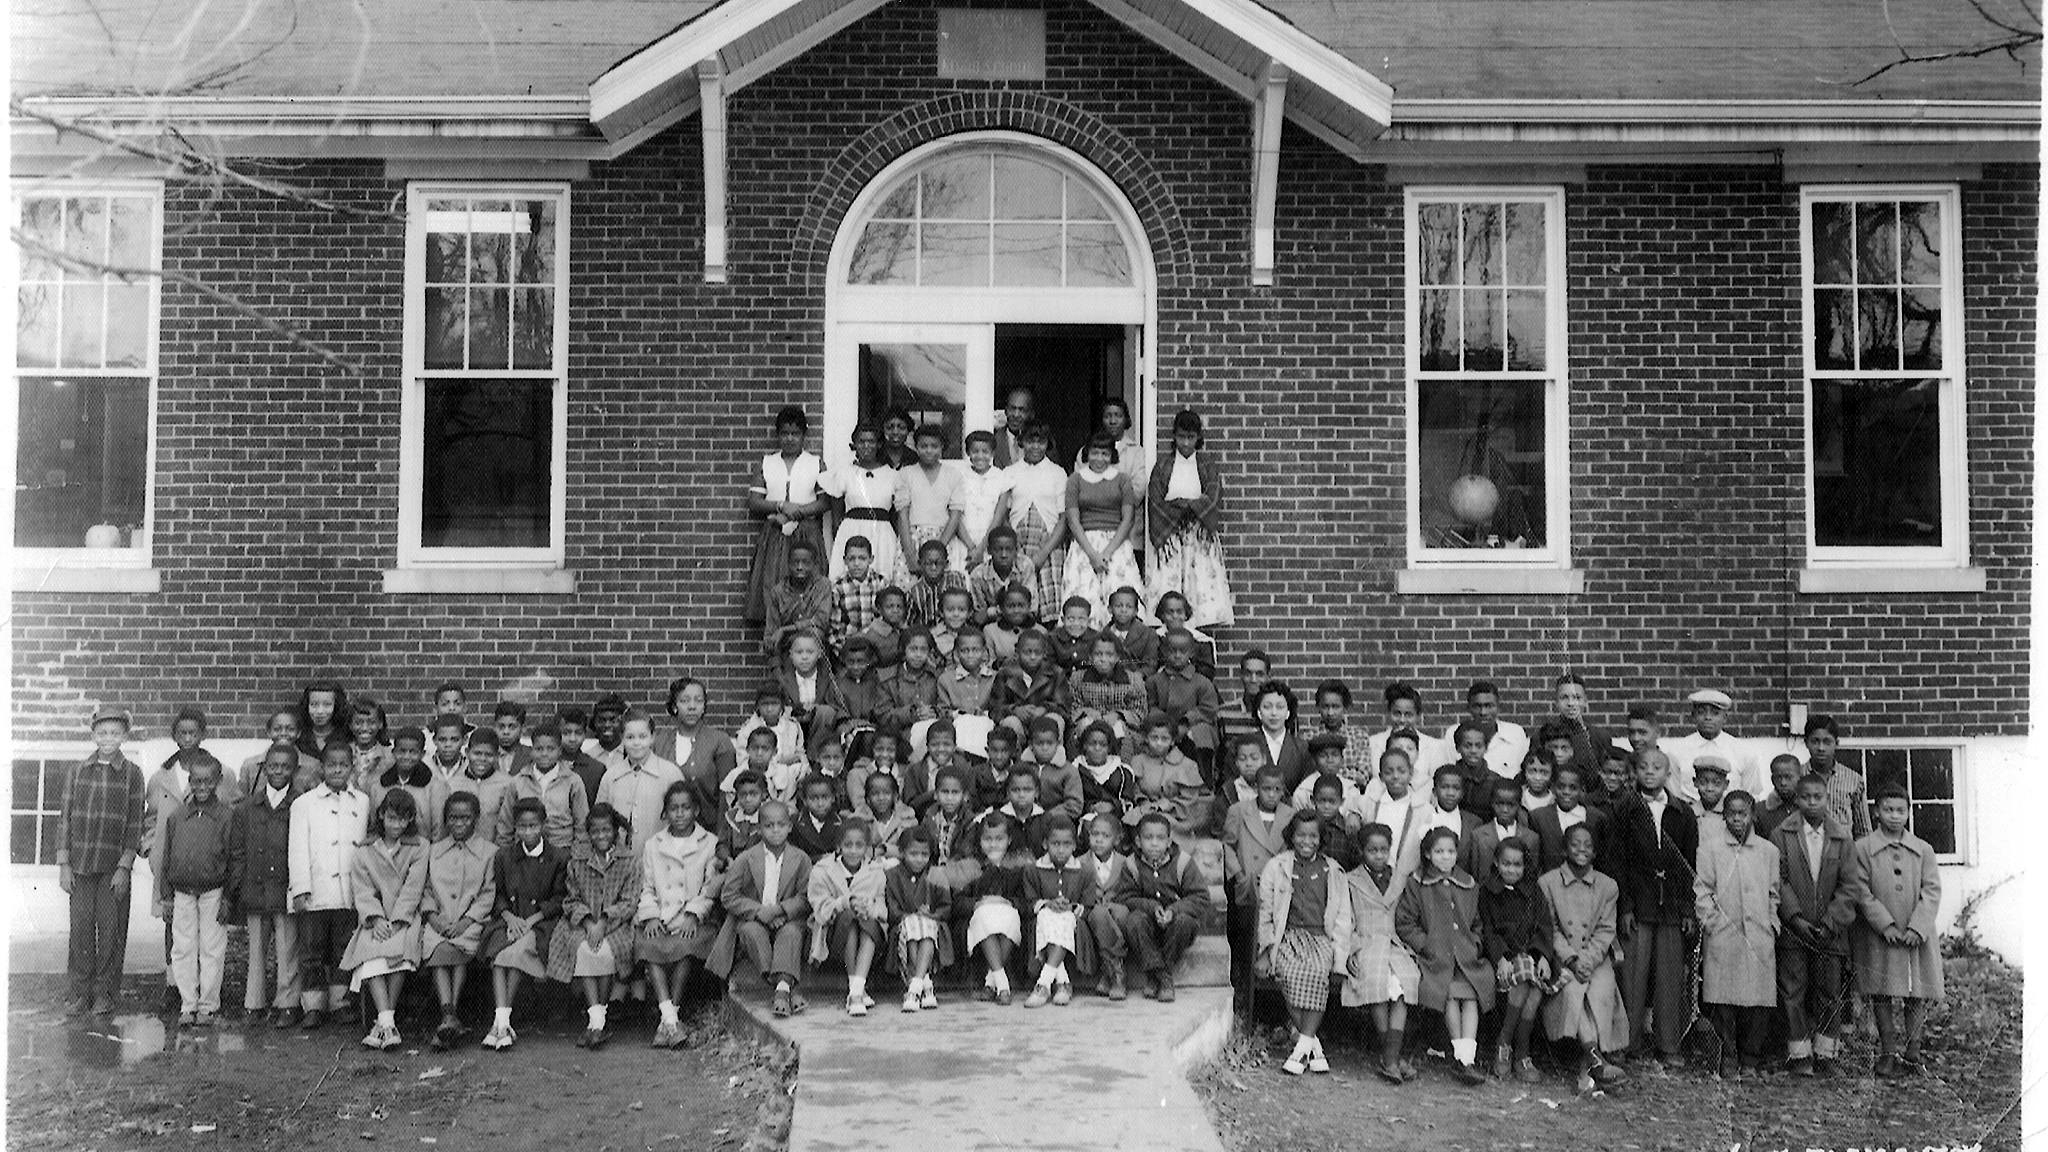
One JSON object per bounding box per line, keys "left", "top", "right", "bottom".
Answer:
{"left": 382, "top": 568, "right": 578, "bottom": 595}
{"left": 1797, "top": 566, "right": 1986, "bottom": 594}
{"left": 11, "top": 565, "right": 162, "bottom": 593}
{"left": 1395, "top": 567, "right": 1584, "bottom": 596}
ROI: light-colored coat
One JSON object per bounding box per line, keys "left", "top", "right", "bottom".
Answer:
{"left": 1341, "top": 866, "right": 1420, "bottom": 1007}
{"left": 288, "top": 784, "right": 368, "bottom": 910}
{"left": 419, "top": 835, "right": 497, "bottom": 959}
{"left": 1254, "top": 852, "right": 1352, "bottom": 969}
{"left": 1693, "top": 829, "right": 1780, "bottom": 1007}
{"left": 637, "top": 823, "right": 723, "bottom": 921}
{"left": 1538, "top": 865, "right": 1630, "bottom": 1051}
{"left": 807, "top": 855, "right": 890, "bottom": 964}
{"left": 339, "top": 837, "right": 429, "bottom": 971}
{"left": 1221, "top": 799, "right": 1292, "bottom": 902}
{"left": 1847, "top": 831, "right": 1944, "bottom": 999}
{"left": 501, "top": 765, "right": 590, "bottom": 850}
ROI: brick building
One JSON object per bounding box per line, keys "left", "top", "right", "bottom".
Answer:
{"left": 9, "top": 0, "right": 2037, "bottom": 960}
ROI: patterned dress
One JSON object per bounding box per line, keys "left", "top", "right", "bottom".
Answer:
{"left": 745, "top": 450, "right": 826, "bottom": 624}
{"left": 1061, "top": 466, "right": 1144, "bottom": 628}
{"left": 1145, "top": 448, "right": 1235, "bottom": 628}
{"left": 1004, "top": 456, "right": 1069, "bottom": 623}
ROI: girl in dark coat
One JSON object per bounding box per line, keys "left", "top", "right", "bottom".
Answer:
{"left": 1396, "top": 827, "right": 1492, "bottom": 1085}
{"left": 479, "top": 798, "right": 567, "bottom": 1050}
{"left": 1478, "top": 839, "right": 1557, "bottom": 1083}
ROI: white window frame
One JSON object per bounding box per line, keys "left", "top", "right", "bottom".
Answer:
{"left": 398, "top": 182, "right": 571, "bottom": 572}
{"left": 1836, "top": 736, "right": 1972, "bottom": 865}
{"left": 1798, "top": 185, "right": 1968, "bottom": 571}
{"left": 9, "top": 179, "right": 163, "bottom": 584}
{"left": 1402, "top": 186, "right": 1572, "bottom": 582}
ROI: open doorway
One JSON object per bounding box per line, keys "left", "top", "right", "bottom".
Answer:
{"left": 996, "top": 324, "right": 1135, "bottom": 465}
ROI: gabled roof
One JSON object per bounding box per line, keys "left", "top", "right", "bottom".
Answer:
{"left": 11, "top": 0, "right": 2039, "bottom": 160}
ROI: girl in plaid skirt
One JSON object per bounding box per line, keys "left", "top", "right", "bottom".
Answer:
{"left": 1255, "top": 810, "right": 1353, "bottom": 1076}
{"left": 1479, "top": 838, "right": 1558, "bottom": 1082}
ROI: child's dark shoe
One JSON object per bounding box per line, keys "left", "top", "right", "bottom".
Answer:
{"left": 1592, "top": 1059, "right": 1627, "bottom": 1085}
{"left": 1898, "top": 1050, "right": 1924, "bottom": 1074}
{"left": 1106, "top": 967, "right": 1127, "bottom": 1001}
{"left": 995, "top": 988, "right": 1014, "bottom": 1006}
{"left": 62, "top": 995, "right": 92, "bottom": 1019}
{"left": 1657, "top": 1051, "right": 1686, "bottom": 1071}
{"left": 580, "top": 1027, "right": 606, "bottom": 1049}
{"left": 300, "top": 1008, "right": 325, "bottom": 1030}
{"left": 1813, "top": 1056, "right": 1837, "bottom": 1077}
{"left": 91, "top": 995, "right": 116, "bottom": 1018}
{"left": 1787, "top": 1056, "right": 1815, "bottom": 1077}
{"left": 1492, "top": 1044, "right": 1513, "bottom": 1079}
{"left": 1155, "top": 973, "right": 1176, "bottom": 1003}
{"left": 978, "top": 985, "right": 999, "bottom": 1003}
{"left": 1873, "top": 1053, "right": 1900, "bottom": 1079}
{"left": 1372, "top": 1060, "right": 1404, "bottom": 1085}
{"left": 177, "top": 1011, "right": 196, "bottom": 1028}
{"left": 1452, "top": 1060, "right": 1486, "bottom": 1086}
{"left": 771, "top": 988, "right": 793, "bottom": 1017}
{"left": 1515, "top": 1057, "right": 1541, "bottom": 1083}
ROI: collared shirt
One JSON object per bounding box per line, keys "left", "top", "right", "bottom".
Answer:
{"left": 1314, "top": 721, "right": 1378, "bottom": 776}
{"left": 1522, "top": 788, "right": 1555, "bottom": 812}
{"left": 1366, "top": 728, "right": 1454, "bottom": 781}
{"left": 1556, "top": 804, "right": 1586, "bottom": 832}
{"left": 1666, "top": 729, "right": 1756, "bottom": 801}
{"left": 61, "top": 753, "right": 147, "bottom": 875}
{"left": 1165, "top": 451, "right": 1202, "bottom": 500}
{"left": 1426, "top": 804, "right": 1464, "bottom": 836}
{"left": 266, "top": 784, "right": 290, "bottom": 808}
{"left": 522, "top": 837, "right": 544, "bottom": 859}
{"left": 830, "top": 569, "right": 888, "bottom": 647}
{"left": 1799, "top": 761, "right": 1871, "bottom": 839}
{"left": 906, "top": 570, "right": 969, "bottom": 630}
{"left": 1803, "top": 819, "right": 1826, "bottom": 883}
{"left": 761, "top": 845, "right": 786, "bottom": 905}
{"left": 968, "top": 557, "right": 1034, "bottom": 621}
{"left": 793, "top": 671, "right": 819, "bottom": 709}
{"left": 1641, "top": 789, "right": 1669, "bottom": 844}
{"left": 1440, "top": 718, "right": 1531, "bottom": 781}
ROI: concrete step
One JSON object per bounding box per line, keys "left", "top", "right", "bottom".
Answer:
{"left": 1173, "top": 933, "right": 1231, "bottom": 987}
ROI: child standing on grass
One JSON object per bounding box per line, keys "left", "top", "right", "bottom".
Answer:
{"left": 421, "top": 791, "right": 496, "bottom": 1051}
{"left": 745, "top": 404, "right": 827, "bottom": 626}
{"left": 1538, "top": 823, "right": 1630, "bottom": 1092}
{"left": 479, "top": 799, "right": 568, "bottom": 1050}
{"left": 549, "top": 804, "right": 641, "bottom": 1049}
{"left": 710, "top": 801, "right": 813, "bottom": 1019}
{"left": 638, "top": 785, "right": 724, "bottom": 1049}
{"left": 1023, "top": 814, "right": 1095, "bottom": 1007}
{"left": 230, "top": 745, "right": 301, "bottom": 1028}
{"left": 887, "top": 828, "right": 952, "bottom": 1011}
{"left": 1258, "top": 811, "right": 1352, "bottom": 1076}
{"left": 1770, "top": 772, "right": 1857, "bottom": 1077}
{"left": 955, "top": 813, "right": 1029, "bottom": 1005}
{"left": 1693, "top": 790, "right": 1780, "bottom": 1080}
{"left": 1479, "top": 839, "right": 1556, "bottom": 1082}
{"left": 155, "top": 753, "right": 233, "bottom": 1028}
{"left": 1849, "top": 784, "right": 1944, "bottom": 1078}
{"left": 1397, "top": 827, "right": 1492, "bottom": 1085}
{"left": 1343, "top": 823, "right": 1421, "bottom": 1084}
{"left": 343, "top": 789, "right": 428, "bottom": 1051}
{"left": 808, "top": 820, "right": 889, "bottom": 1017}
{"left": 290, "top": 743, "right": 369, "bottom": 1030}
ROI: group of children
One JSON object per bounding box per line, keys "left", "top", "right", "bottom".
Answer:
{"left": 60, "top": 659, "right": 1944, "bottom": 1083}
{"left": 1212, "top": 677, "right": 1945, "bottom": 1087}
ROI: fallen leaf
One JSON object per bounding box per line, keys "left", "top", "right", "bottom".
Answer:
{"left": 629, "top": 1101, "right": 644, "bottom": 1111}
{"left": 1539, "top": 1098, "right": 1561, "bottom": 1109}
{"left": 1510, "top": 1093, "right": 1528, "bottom": 1104}
{"left": 190, "top": 1124, "right": 217, "bottom": 1134}
{"left": 417, "top": 1067, "right": 446, "bottom": 1081}
{"left": 421, "top": 1139, "right": 438, "bottom": 1145}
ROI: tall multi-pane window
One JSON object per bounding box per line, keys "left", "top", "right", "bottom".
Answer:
{"left": 400, "top": 186, "right": 569, "bottom": 566}
{"left": 1405, "top": 188, "right": 1568, "bottom": 566}
{"left": 1802, "top": 187, "right": 1965, "bottom": 565}
{"left": 13, "top": 184, "right": 159, "bottom": 563}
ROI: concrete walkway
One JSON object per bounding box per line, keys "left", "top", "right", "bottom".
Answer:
{"left": 731, "top": 977, "right": 1233, "bottom": 1152}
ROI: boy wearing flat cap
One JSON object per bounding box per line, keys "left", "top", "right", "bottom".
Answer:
{"left": 1666, "top": 688, "right": 1754, "bottom": 804}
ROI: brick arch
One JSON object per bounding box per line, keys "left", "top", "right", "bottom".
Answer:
{"left": 794, "top": 93, "right": 1193, "bottom": 290}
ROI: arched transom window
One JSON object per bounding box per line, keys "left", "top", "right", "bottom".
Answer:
{"left": 846, "top": 145, "right": 1134, "bottom": 289}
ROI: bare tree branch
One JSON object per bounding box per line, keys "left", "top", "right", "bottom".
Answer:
{"left": 1850, "top": 0, "right": 2041, "bottom": 84}
{"left": 9, "top": 97, "right": 401, "bottom": 222}
{"left": 13, "top": 228, "right": 364, "bottom": 376}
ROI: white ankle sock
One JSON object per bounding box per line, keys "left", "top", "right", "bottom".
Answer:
{"left": 848, "top": 976, "right": 865, "bottom": 998}
{"left": 992, "top": 969, "right": 1011, "bottom": 993}
{"left": 1451, "top": 1038, "right": 1477, "bottom": 1064}
{"left": 775, "top": 979, "right": 791, "bottom": 994}
{"left": 1289, "top": 1036, "right": 1311, "bottom": 1060}
{"left": 376, "top": 1009, "right": 395, "bottom": 1029}
{"left": 659, "top": 1000, "right": 680, "bottom": 1025}
{"left": 493, "top": 1006, "right": 513, "bottom": 1029}
{"left": 587, "top": 1005, "right": 606, "bottom": 1029}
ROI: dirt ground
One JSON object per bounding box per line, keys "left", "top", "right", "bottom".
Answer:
{"left": 1195, "top": 949, "right": 2022, "bottom": 1152}
{"left": 6, "top": 967, "right": 792, "bottom": 1152}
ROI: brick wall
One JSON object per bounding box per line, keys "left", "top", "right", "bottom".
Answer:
{"left": 9, "top": 0, "right": 2033, "bottom": 747}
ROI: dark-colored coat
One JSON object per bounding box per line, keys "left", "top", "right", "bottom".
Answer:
{"left": 1112, "top": 843, "right": 1210, "bottom": 921}
{"left": 1530, "top": 803, "right": 1612, "bottom": 876}
{"left": 1479, "top": 875, "right": 1556, "bottom": 967}
{"left": 156, "top": 797, "right": 233, "bottom": 898}
{"left": 1771, "top": 815, "right": 1857, "bottom": 954}
{"left": 788, "top": 810, "right": 842, "bottom": 862}
{"left": 1395, "top": 868, "right": 1495, "bottom": 1012}
{"left": 1611, "top": 793, "right": 1699, "bottom": 924}
{"left": 480, "top": 841, "right": 568, "bottom": 961}
{"left": 884, "top": 864, "right": 952, "bottom": 923}
{"left": 950, "top": 858, "right": 1029, "bottom": 922}
{"left": 1460, "top": 821, "right": 1542, "bottom": 888}
{"left": 227, "top": 787, "right": 295, "bottom": 916}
